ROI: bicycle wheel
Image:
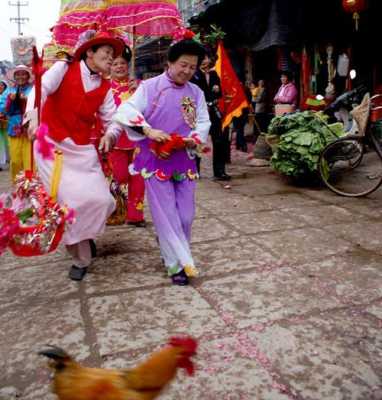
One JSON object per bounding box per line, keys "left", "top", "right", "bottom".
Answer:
{"left": 319, "top": 135, "right": 382, "bottom": 197}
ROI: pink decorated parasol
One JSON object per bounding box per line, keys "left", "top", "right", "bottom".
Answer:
{"left": 106, "top": 0, "right": 183, "bottom": 36}
{"left": 53, "top": 0, "right": 184, "bottom": 48}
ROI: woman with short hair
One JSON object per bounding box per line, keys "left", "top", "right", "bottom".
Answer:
{"left": 102, "top": 39, "right": 211, "bottom": 285}
{"left": 274, "top": 71, "right": 298, "bottom": 116}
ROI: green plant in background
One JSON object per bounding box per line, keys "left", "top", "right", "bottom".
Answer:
{"left": 191, "top": 32, "right": 202, "bottom": 44}
{"left": 204, "top": 24, "right": 226, "bottom": 46}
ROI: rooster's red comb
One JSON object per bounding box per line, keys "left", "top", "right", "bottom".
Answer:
{"left": 169, "top": 336, "right": 198, "bottom": 355}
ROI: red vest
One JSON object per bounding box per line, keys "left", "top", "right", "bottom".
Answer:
{"left": 41, "top": 62, "right": 110, "bottom": 145}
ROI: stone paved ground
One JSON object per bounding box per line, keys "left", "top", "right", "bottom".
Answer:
{"left": 1, "top": 151, "right": 382, "bottom": 400}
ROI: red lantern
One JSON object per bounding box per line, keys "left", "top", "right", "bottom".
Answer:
{"left": 342, "top": 0, "right": 367, "bottom": 31}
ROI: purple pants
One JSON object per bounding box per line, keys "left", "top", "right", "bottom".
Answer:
{"left": 145, "top": 177, "right": 196, "bottom": 275}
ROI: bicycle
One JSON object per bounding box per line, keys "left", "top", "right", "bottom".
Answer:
{"left": 318, "top": 93, "right": 382, "bottom": 197}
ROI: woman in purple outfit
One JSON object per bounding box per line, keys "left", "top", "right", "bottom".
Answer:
{"left": 100, "top": 40, "right": 210, "bottom": 286}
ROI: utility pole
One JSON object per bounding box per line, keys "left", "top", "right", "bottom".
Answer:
{"left": 9, "top": 1, "right": 29, "bottom": 36}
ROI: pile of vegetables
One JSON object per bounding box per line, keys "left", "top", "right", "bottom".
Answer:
{"left": 266, "top": 111, "right": 346, "bottom": 178}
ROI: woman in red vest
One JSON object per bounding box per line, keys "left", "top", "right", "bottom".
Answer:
{"left": 108, "top": 46, "right": 146, "bottom": 227}
{"left": 25, "top": 30, "right": 124, "bottom": 281}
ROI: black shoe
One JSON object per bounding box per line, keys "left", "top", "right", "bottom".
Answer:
{"left": 213, "top": 173, "right": 231, "bottom": 181}
{"left": 89, "top": 239, "right": 97, "bottom": 258}
{"left": 127, "top": 220, "right": 147, "bottom": 228}
{"left": 69, "top": 265, "right": 88, "bottom": 281}
{"left": 171, "top": 269, "right": 189, "bottom": 286}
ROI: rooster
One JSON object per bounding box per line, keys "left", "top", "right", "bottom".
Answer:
{"left": 39, "top": 336, "right": 197, "bottom": 400}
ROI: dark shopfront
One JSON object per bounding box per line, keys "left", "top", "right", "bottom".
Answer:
{"left": 191, "top": 0, "right": 382, "bottom": 102}
{"left": 302, "top": 0, "right": 382, "bottom": 94}
{"left": 190, "top": 0, "right": 305, "bottom": 100}
{"left": 134, "top": 37, "right": 172, "bottom": 79}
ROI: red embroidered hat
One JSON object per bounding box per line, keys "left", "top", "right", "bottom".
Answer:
{"left": 73, "top": 30, "right": 124, "bottom": 60}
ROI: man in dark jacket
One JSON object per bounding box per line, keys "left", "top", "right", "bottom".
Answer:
{"left": 191, "top": 54, "right": 231, "bottom": 180}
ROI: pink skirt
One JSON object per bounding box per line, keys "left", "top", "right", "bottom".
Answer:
{"left": 34, "top": 138, "right": 115, "bottom": 245}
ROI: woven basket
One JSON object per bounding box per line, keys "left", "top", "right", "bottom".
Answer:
{"left": 275, "top": 104, "right": 295, "bottom": 116}
{"left": 9, "top": 223, "right": 65, "bottom": 257}
{"left": 7, "top": 168, "right": 67, "bottom": 257}
{"left": 264, "top": 134, "right": 280, "bottom": 153}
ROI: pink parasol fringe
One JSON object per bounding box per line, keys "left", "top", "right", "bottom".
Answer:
{"left": 54, "top": 1, "right": 183, "bottom": 47}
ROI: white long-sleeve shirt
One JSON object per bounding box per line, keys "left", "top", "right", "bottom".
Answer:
{"left": 112, "top": 76, "right": 211, "bottom": 143}
{"left": 26, "top": 60, "right": 121, "bottom": 136}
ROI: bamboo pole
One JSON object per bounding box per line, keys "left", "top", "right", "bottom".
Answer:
{"left": 130, "top": 26, "right": 136, "bottom": 79}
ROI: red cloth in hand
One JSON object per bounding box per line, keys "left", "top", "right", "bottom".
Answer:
{"left": 150, "top": 133, "right": 185, "bottom": 158}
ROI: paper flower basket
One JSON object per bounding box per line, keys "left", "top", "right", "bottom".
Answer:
{"left": 0, "top": 170, "right": 74, "bottom": 257}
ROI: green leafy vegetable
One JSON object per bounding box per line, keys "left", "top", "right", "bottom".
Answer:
{"left": 267, "top": 111, "right": 346, "bottom": 178}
